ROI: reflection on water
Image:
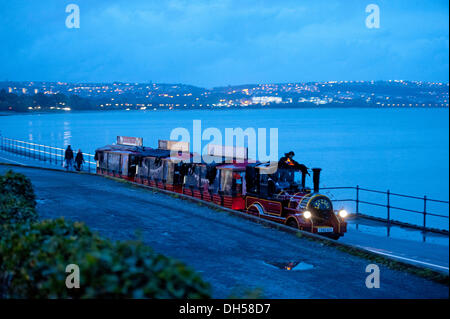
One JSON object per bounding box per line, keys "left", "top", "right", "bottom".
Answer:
{"left": 348, "top": 219, "right": 449, "bottom": 246}
{"left": 63, "top": 121, "right": 71, "bottom": 147}
{"left": 28, "top": 120, "right": 33, "bottom": 141}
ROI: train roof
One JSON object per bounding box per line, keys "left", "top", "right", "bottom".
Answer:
{"left": 255, "top": 162, "right": 279, "bottom": 174}
{"left": 96, "top": 144, "right": 171, "bottom": 157}
{"left": 216, "top": 161, "right": 257, "bottom": 171}
{"left": 96, "top": 143, "right": 262, "bottom": 167}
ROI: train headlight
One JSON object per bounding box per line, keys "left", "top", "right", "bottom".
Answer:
{"left": 303, "top": 211, "right": 312, "bottom": 219}
{"left": 338, "top": 209, "right": 348, "bottom": 218}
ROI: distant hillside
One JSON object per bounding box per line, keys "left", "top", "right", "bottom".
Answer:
{"left": 0, "top": 80, "right": 448, "bottom": 112}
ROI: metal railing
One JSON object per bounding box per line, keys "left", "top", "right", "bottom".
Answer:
{"left": 321, "top": 185, "right": 449, "bottom": 232}
{"left": 0, "top": 136, "right": 96, "bottom": 173}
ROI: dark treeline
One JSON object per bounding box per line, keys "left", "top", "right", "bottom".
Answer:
{"left": 0, "top": 89, "right": 97, "bottom": 112}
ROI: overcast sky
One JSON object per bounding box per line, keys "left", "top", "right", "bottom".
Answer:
{"left": 1, "top": 0, "right": 448, "bottom": 87}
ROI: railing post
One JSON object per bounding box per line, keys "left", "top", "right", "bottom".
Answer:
{"left": 355, "top": 185, "right": 359, "bottom": 215}
{"left": 423, "top": 195, "right": 427, "bottom": 230}
{"left": 387, "top": 189, "right": 390, "bottom": 224}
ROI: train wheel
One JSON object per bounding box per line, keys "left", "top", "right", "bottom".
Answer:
{"left": 287, "top": 219, "right": 299, "bottom": 229}
{"left": 247, "top": 203, "right": 263, "bottom": 217}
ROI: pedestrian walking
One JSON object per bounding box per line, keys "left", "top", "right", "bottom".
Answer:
{"left": 64, "top": 145, "right": 74, "bottom": 171}
{"left": 75, "top": 149, "right": 85, "bottom": 171}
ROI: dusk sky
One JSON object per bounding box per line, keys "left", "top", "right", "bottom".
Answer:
{"left": 1, "top": 0, "right": 448, "bottom": 87}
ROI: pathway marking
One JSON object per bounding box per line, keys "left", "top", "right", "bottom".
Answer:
{"left": 360, "top": 246, "right": 449, "bottom": 271}
{"left": 0, "top": 155, "right": 26, "bottom": 165}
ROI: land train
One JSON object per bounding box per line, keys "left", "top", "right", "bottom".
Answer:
{"left": 95, "top": 137, "right": 348, "bottom": 239}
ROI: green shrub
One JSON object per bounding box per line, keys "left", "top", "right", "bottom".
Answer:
{"left": 0, "top": 170, "right": 37, "bottom": 226}
{"left": 0, "top": 218, "right": 211, "bottom": 299}
{"left": 0, "top": 170, "right": 36, "bottom": 205}
{"left": 0, "top": 194, "right": 38, "bottom": 225}
{"left": 0, "top": 170, "right": 210, "bottom": 298}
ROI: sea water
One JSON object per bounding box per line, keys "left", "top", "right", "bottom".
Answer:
{"left": 1, "top": 108, "right": 448, "bottom": 229}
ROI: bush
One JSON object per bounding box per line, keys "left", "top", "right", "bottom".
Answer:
{"left": 0, "top": 194, "right": 38, "bottom": 225}
{"left": 0, "top": 170, "right": 36, "bottom": 205}
{"left": 0, "top": 169, "right": 210, "bottom": 298}
{"left": 0, "top": 218, "right": 211, "bottom": 299}
{"left": 0, "top": 170, "right": 37, "bottom": 226}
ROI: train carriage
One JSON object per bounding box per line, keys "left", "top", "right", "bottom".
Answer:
{"left": 212, "top": 162, "right": 248, "bottom": 210}
{"left": 95, "top": 144, "right": 143, "bottom": 180}
{"left": 135, "top": 149, "right": 171, "bottom": 187}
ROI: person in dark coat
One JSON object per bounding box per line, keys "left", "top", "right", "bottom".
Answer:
{"left": 75, "top": 149, "right": 85, "bottom": 171}
{"left": 278, "top": 151, "right": 309, "bottom": 176}
{"left": 64, "top": 145, "right": 74, "bottom": 171}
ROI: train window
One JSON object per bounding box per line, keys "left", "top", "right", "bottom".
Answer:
{"left": 199, "top": 166, "right": 210, "bottom": 191}
{"left": 220, "top": 170, "right": 233, "bottom": 195}
{"left": 121, "top": 156, "right": 128, "bottom": 176}
{"left": 98, "top": 152, "right": 106, "bottom": 169}
{"left": 107, "top": 153, "right": 121, "bottom": 172}
{"left": 140, "top": 158, "right": 150, "bottom": 178}
{"left": 277, "top": 169, "right": 294, "bottom": 183}
{"left": 149, "top": 157, "right": 164, "bottom": 181}
{"left": 128, "top": 155, "right": 137, "bottom": 177}
{"left": 184, "top": 165, "right": 201, "bottom": 188}
{"left": 233, "top": 171, "right": 245, "bottom": 195}
{"left": 294, "top": 171, "right": 302, "bottom": 184}
{"left": 165, "top": 160, "right": 176, "bottom": 184}
{"left": 211, "top": 169, "right": 221, "bottom": 193}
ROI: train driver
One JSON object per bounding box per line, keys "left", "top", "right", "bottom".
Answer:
{"left": 278, "top": 151, "right": 309, "bottom": 176}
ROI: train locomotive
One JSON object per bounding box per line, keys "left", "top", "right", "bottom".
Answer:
{"left": 95, "top": 137, "right": 348, "bottom": 239}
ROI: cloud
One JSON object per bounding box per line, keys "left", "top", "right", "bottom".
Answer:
{"left": 1, "top": 0, "right": 448, "bottom": 86}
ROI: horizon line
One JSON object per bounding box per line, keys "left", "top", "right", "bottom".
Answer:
{"left": 1, "top": 79, "right": 449, "bottom": 89}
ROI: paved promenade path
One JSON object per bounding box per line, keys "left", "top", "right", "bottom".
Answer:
{"left": 0, "top": 164, "right": 448, "bottom": 298}
{"left": 2, "top": 149, "right": 448, "bottom": 273}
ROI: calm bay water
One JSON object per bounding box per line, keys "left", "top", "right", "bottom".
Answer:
{"left": 1, "top": 108, "right": 448, "bottom": 228}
